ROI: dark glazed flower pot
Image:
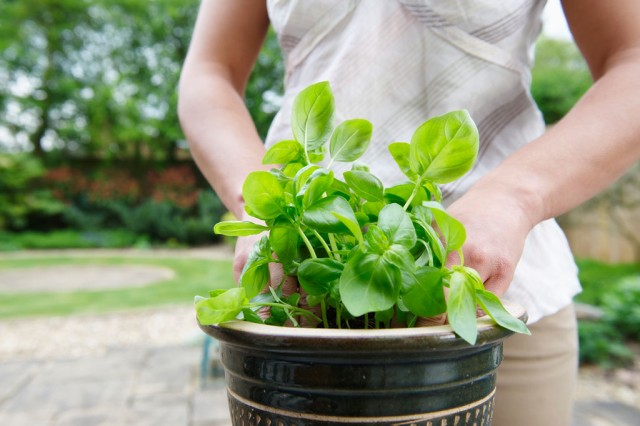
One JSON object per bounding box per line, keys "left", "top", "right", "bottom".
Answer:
{"left": 200, "top": 302, "right": 526, "bottom": 426}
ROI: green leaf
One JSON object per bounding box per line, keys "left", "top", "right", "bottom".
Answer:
{"left": 265, "top": 306, "right": 288, "bottom": 326}
{"left": 332, "top": 211, "right": 364, "bottom": 245}
{"left": 291, "top": 81, "right": 334, "bottom": 153}
{"left": 400, "top": 267, "right": 446, "bottom": 318}
{"left": 298, "top": 258, "right": 344, "bottom": 296}
{"left": 476, "top": 290, "right": 530, "bottom": 335}
{"left": 389, "top": 142, "right": 418, "bottom": 181}
{"left": 339, "top": 251, "right": 401, "bottom": 317}
{"left": 409, "top": 110, "right": 479, "bottom": 184}
{"left": 424, "top": 201, "right": 466, "bottom": 253}
{"left": 213, "top": 221, "right": 268, "bottom": 237}
{"left": 263, "top": 140, "right": 305, "bottom": 165}
{"left": 447, "top": 270, "right": 478, "bottom": 345}
{"left": 293, "top": 164, "right": 319, "bottom": 198}
{"left": 281, "top": 162, "right": 304, "bottom": 179}
{"left": 329, "top": 118, "right": 373, "bottom": 163}
{"left": 413, "top": 220, "right": 446, "bottom": 266}
{"left": 343, "top": 170, "right": 384, "bottom": 202}
{"left": 328, "top": 178, "right": 352, "bottom": 198}
{"left": 196, "top": 287, "right": 247, "bottom": 325}
{"left": 414, "top": 239, "right": 434, "bottom": 267}
{"left": 242, "top": 171, "right": 286, "bottom": 220}
{"left": 361, "top": 200, "right": 385, "bottom": 218}
{"left": 378, "top": 203, "right": 417, "bottom": 249}
{"left": 411, "top": 205, "right": 433, "bottom": 227}
{"left": 299, "top": 169, "right": 334, "bottom": 208}
{"left": 239, "top": 237, "right": 271, "bottom": 299}
{"left": 241, "top": 308, "right": 264, "bottom": 324}
{"left": 364, "top": 224, "right": 389, "bottom": 253}
{"left": 269, "top": 219, "right": 299, "bottom": 263}
{"left": 375, "top": 306, "right": 395, "bottom": 327}
{"left": 383, "top": 244, "right": 415, "bottom": 272}
{"left": 384, "top": 183, "right": 428, "bottom": 208}
{"left": 302, "top": 195, "right": 358, "bottom": 234}
{"left": 285, "top": 292, "right": 301, "bottom": 307}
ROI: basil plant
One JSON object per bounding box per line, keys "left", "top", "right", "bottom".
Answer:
{"left": 196, "top": 81, "right": 529, "bottom": 344}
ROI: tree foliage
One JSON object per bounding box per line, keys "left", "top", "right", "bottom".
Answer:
{"left": 531, "top": 37, "right": 592, "bottom": 124}
{"left": 0, "top": 0, "right": 284, "bottom": 161}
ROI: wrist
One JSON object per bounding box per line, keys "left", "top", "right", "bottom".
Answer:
{"left": 470, "top": 170, "right": 546, "bottom": 231}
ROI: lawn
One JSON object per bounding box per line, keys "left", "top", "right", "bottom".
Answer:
{"left": 0, "top": 255, "right": 234, "bottom": 319}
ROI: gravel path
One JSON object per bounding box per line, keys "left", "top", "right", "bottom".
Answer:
{"left": 0, "top": 305, "right": 199, "bottom": 362}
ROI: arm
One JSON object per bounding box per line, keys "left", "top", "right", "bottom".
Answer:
{"left": 178, "top": 0, "right": 270, "bottom": 220}
{"left": 448, "top": 0, "right": 640, "bottom": 295}
{"left": 178, "top": 1, "right": 272, "bottom": 281}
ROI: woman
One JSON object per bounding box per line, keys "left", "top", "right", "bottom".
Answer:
{"left": 178, "top": 1, "right": 640, "bottom": 424}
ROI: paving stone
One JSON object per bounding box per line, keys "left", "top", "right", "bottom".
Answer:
{"left": 3, "top": 379, "right": 133, "bottom": 415}
{"left": 0, "top": 359, "right": 39, "bottom": 405}
{"left": 0, "top": 410, "right": 55, "bottom": 426}
{"left": 573, "top": 400, "right": 640, "bottom": 426}
{"left": 192, "top": 383, "right": 229, "bottom": 424}
{"left": 53, "top": 406, "right": 121, "bottom": 426}
{"left": 35, "top": 350, "right": 147, "bottom": 384}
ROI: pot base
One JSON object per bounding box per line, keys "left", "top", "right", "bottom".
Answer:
{"left": 228, "top": 387, "right": 494, "bottom": 425}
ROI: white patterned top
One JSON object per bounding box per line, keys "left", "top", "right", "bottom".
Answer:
{"left": 264, "top": 0, "right": 580, "bottom": 323}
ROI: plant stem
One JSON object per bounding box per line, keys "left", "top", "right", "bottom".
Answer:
{"left": 312, "top": 229, "right": 334, "bottom": 259}
{"left": 249, "top": 302, "right": 322, "bottom": 324}
{"left": 364, "top": 313, "right": 369, "bottom": 329}
{"left": 457, "top": 248, "right": 465, "bottom": 266}
{"left": 295, "top": 224, "right": 317, "bottom": 259}
{"left": 328, "top": 233, "right": 341, "bottom": 261}
{"left": 337, "top": 303, "right": 342, "bottom": 329}
{"left": 320, "top": 297, "right": 329, "bottom": 329}
{"left": 403, "top": 183, "right": 421, "bottom": 210}
{"left": 285, "top": 310, "right": 301, "bottom": 327}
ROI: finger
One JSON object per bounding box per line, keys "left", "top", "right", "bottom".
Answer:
{"left": 297, "top": 287, "right": 322, "bottom": 328}
{"left": 268, "top": 262, "right": 298, "bottom": 296}
{"left": 232, "top": 234, "right": 261, "bottom": 282}
{"left": 416, "top": 313, "right": 447, "bottom": 326}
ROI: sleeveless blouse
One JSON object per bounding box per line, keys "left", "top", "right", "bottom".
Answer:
{"left": 264, "top": 0, "right": 580, "bottom": 323}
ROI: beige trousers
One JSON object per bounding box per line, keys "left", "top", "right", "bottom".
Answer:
{"left": 493, "top": 304, "right": 579, "bottom": 426}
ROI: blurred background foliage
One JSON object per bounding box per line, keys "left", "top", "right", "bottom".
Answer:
{"left": 0, "top": 0, "right": 636, "bottom": 366}
{"left": 0, "top": 0, "right": 282, "bottom": 247}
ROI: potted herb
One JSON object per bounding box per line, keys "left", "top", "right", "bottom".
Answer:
{"left": 197, "top": 81, "right": 529, "bottom": 425}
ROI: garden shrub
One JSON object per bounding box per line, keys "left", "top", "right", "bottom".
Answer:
{"left": 531, "top": 38, "right": 592, "bottom": 124}
{"left": 0, "top": 154, "right": 65, "bottom": 230}
{"left": 36, "top": 163, "right": 225, "bottom": 246}
{"left": 603, "top": 276, "right": 640, "bottom": 341}
{"left": 0, "top": 229, "right": 140, "bottom": 250}
{"left": 578, "top": 321, "right": 635, "bottom": 368}
{"left": 577, "top": 266, "right": 640, "bottom": 368}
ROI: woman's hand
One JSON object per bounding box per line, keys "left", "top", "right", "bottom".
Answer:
{"left": 446, "top": 179, "right": 540, "bottom": 298}
{"left": 233, "top": 212, "right": 317, "bottom": 325}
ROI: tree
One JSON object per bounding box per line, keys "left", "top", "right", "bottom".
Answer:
{"left": 0, "top": 0, "right": 90, "bottom": 156}
{"left": 531, "top": 37, "right": 592, "bottom": 124}
{"left": 0, "top": 0, "right": 200, "bottom": 163}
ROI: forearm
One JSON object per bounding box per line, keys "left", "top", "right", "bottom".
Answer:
{"left": 178, "top": 67, "right": 267, "bottom": 219}
{"left": 473, "top": 51, "right": 640, "bottom": 228}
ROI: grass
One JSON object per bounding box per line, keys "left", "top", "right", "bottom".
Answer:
{"left": 0, "top": 255, "right": 234, "bottom": 319}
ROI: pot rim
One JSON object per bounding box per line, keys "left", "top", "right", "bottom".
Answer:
{"left": 200, "top": 300, "right": 527, "bottom": 352}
